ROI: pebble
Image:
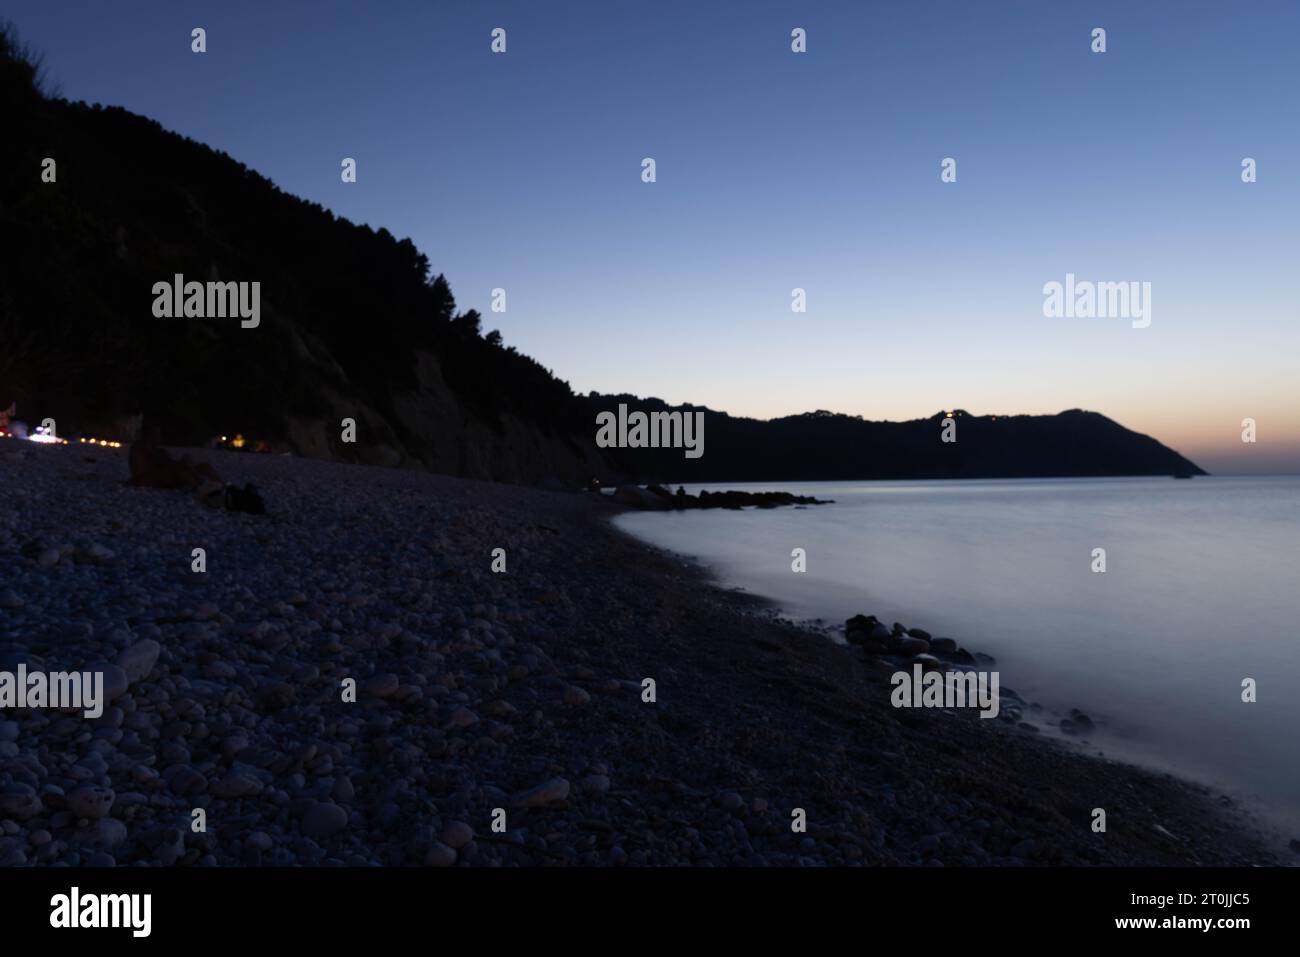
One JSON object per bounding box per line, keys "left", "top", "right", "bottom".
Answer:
{"left": 67, "top": 786, "right": 116, "bottom": 820}
{"left": 300, "top": 800, "right": 349, "bottom": 839}
{"left": 511, "top": 777, "right": 571, "bottom": 808}
{"left": 212, "top": 772, "right": 264, "bottom": 800}
{"left": 365, "top": 673, "right": 400, "bottom": 698}
{"left": 91, "top": 663, "right": 130, "bottom": 703}
{"left": 0, "top": 785, "right": 42, "bottom": 821}
{"left": 115, "top": 638, "right": 161, "bottom": 684}
{"left": 425, "top": 842, "right": 457, "bottom": 866}
{"left": 77, "top": 818, "right": 128, "bottom": 849}
{"left": 446, "top": 707, "right": 479, "bottom": 729}
{"left": 440, "top": 821, "right": 475, "bottom": 849}
{"left": 563, "top": 685, "right": 591, "bottom": 706}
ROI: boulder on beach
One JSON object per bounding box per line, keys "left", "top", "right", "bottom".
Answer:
{"left": 892, "top": 636, "right": 931, "bottom": 657}
{"left": 613, "top": 485, "right": 670, "bottom": 510}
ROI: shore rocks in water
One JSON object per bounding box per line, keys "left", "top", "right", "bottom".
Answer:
{"left": 613, "top": 485, "right": 830, "bottom": 511}
{"left": 613, "top": 485, "right": 670, "bottom": 510}
{"left": 893, "top": 636, "right": 931, "bottom": 657}
{"left": 845, "top": 614, "right": 984, "bottom": 672}
{"left": 1060, "top": 709, "right": 1096, "bottom": 736}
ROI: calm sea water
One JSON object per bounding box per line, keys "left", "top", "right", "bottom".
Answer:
{"left": 616, "top": 476, "right": 1300, "bottom": 835}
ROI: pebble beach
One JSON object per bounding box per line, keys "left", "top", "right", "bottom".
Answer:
{"left": 0, "top": 442, "right": 1285, "bottom": 866}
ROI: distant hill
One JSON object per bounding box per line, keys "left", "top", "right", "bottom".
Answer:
{"left": 575, "top": 397, "right": 1207, "bottom": 482}
{"left": 0, "top": 26, "right": 1205, "bottom": 486}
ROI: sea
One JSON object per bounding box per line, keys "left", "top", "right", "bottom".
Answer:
{"left": 615, "top": 476, "right": 1300, "bottom": 836}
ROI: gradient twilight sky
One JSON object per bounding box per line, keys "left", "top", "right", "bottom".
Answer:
{"left": 9, "top": 1, "right": 1298, "bottom": 472}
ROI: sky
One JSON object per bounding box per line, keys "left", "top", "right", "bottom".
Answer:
{"left": 8, "top": 0, "right": 1298, "bottom": 473}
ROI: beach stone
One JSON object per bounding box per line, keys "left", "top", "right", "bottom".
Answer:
{"left": 913, "top": 653, "right": 945, "bottom": 673}
{"left": 0, "top": 721, "right": 18, "bottom": 742}
{"left": 0, "top": 784, "right": 42, "bottom": 821}
{"left": 512, "top": 777, "right": 570, "bottom": 808}
{"left": 37, "top": 547, "right": 61, "bottom": 567}
{"left": 581, "top": 774, "right": 611, "bottom": 794}
{"left": 77, "top": 818, "right": 128, "bottom": 849}
{"left": 1069, "top": 709, "right": 1095, "bottom": 730}
{"left": 425, "top": 841, "right": 457, "bottom": 866}
{"left": 844, "top": 614, "right": 879, "bottom": 644}
{"left": 446, "top": 707, "right": 478, "bottom": 729}
{"left": 563, "top": 685, "right": 591, "bottom": 706}
{"left": 440, "top": 820, "right": 475, "bottom": 849}
{"left": 82, "top": 543, "right": 115, "bottom": 564}
{"left": 719, "top": 791, "right": 745, "bottom": 812}
{"left": 0, "top": 840, "right": 27, "bottom": 867}
{"left": 90, "top": 663, "right": 130, "bottom": 703}
{"left": 301, "top": 800, "right": 348, "bottom": 839}
{"left": 365, "top": 673, "right": 400, "bottom": 698}
{"left": 67, "top": 786, "right": 115, "bottom": 820}
{"left": 164, "top": 764, "right": 207, "bottom": 796}
{"left": 212, "top": 772, "right": 264, "bottom": 800}
{"left": 331, "top": 776, "right": 355, "bottom": 803}
{"left": 115, "top": 639, "right": 161, "bottom": 684}
{"left": 0, "top": 590, "right": 22, "bottom": 609}
{"left": 929, "top": 637, "right": 958, "bottom": 655}
{"left": 893, "top": 636, "right": 930, "bottom": 656}
{"left": 153, "top": 828, "right": 185, "bottom": 866}
{"left": 1010, "top": 839, "right": 1037, "bottom": 859}
{"left": 613, "top": 485, "right": 670, "bottom": 510}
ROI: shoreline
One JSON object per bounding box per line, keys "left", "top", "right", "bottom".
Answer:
{"left": 0, "top": 444, "right": 1287, "bottom": 866}
{"left": 595, "top": 491, "right": 1289, "bottom": 865}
